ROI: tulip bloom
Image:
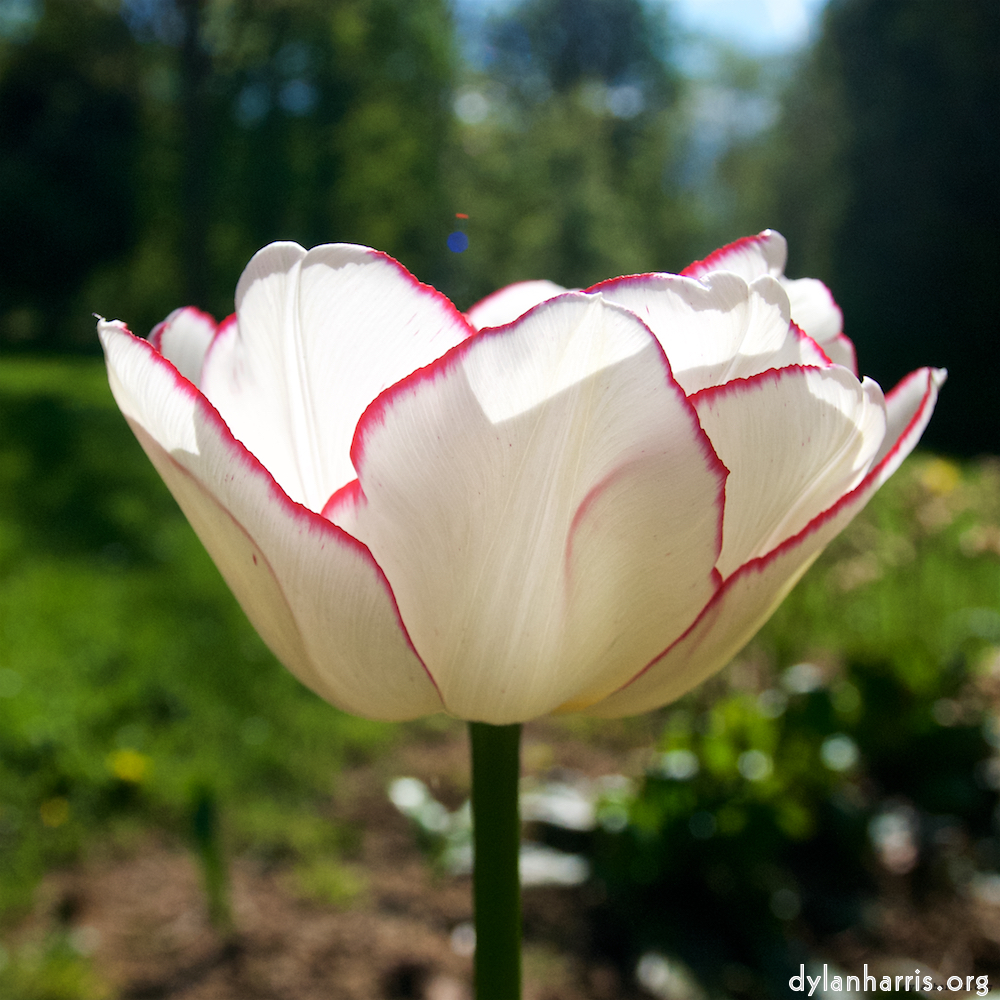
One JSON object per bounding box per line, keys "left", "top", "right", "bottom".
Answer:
{"left": 98, "top": 231, "right": 943, "bottom": 725}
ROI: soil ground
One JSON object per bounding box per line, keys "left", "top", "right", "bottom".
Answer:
{"left": 11, "top": 718, "right": 1000, "bottom": 999}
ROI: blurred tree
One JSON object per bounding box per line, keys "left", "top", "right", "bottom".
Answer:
{"left": 730, "top": 0, "right": 1000, "bottom": 455}
{"left": 203, "top": 0, "right": 456, "bottom": 298}
{"left": 442, "top": 0, "right": 702, "bottom": 309}
{"left": 488, "top": 0, "right": 674, "bottom": 100}
{"left": 0, "top": 0, "right": 141, "bottom": 350}
{"left": 0, "top": 0, "right": 456, "bottom": 350}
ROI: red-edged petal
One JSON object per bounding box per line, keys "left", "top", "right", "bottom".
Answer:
{"left": 331, "top": 294, "right": 726, "bottom": 723}
{"left": 682, "top": 232, "right": 852, "bottom": 367}
{"left": 585, "top": 366, "right": 945, "bottom": 718}
{"left": 465, "top": 279, "right": 567, "bottom": 330}
{"left": 781, "top": 277, "right": 842, "bottom": 343}
{"left": 588, "top": 271, "right": 829, "bottom": 395}
{"left": 681, "top": 230, "right": 787, "bottom": 281}
{"left": 99, "top": 319, "right": 443, "bottom": 721}
{"left": 199, "top": 242, "right": 474, "bottom": 513}
{"left": 693, "top": 365, "right": 886, "bottom": 578}
{"left": 148, "top": 306, "right": 218, "bottom": 386}
{"left": 870, "top": 367, "right": 947, "bottom": 484}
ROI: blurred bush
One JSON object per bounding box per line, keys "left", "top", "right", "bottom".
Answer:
{"left": 0, "top": 931, "right": 111, "bottom": 1000}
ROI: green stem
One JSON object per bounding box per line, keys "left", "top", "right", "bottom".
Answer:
{"left": 469, "top": 721, "right": 522, "bottom": 1000}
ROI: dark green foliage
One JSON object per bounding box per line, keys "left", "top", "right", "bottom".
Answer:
{"left": 760, "top": 0, "right": 1000, "bottom": 455}
{"left": 588, "top": 667, "right": 997, "bottom": 992}
{"left": 199, "top": 0, "right": 456, "bottom": 298}
{"left": 0, "top": 0, "right": 140, "bottom": 347}
{"left": 0, "top": 0, "right": 456, "bottom": 349}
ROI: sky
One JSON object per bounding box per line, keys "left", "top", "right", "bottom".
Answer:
{"left": 666, "top": 0, "right": 832, "bottom": 55}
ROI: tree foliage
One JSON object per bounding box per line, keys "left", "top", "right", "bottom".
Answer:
{"left": 0, "top": 0, "right": 140, "bottom": 346}
{"left": 0, "top": 0, "right": 455, "bottom": 348}
{"left": 442, "top": 0, "right": 700, "bottom": 309}
{"left": 754, "top": 0, "right": 1000, "bottom": 454}
{"left": 1, "top": 0, "right": 995, "bottom": 457}
{"left": 488, "top": 0, "right": 674, "bottom": 99}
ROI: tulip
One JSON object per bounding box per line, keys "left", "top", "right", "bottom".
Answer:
{"left": 98, "top": 231, "right": 943, "bottom": 999}
{"left": 98, "top": 230, "right": 943, "bottom": 725}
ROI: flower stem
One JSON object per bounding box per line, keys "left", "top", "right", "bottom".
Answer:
{"left": 469, "top": 721, "right": 522, "bottom": 1000}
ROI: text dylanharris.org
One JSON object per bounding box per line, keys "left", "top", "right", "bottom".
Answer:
{"left": 789, "top": 965, "right": 990, "bottom": 996}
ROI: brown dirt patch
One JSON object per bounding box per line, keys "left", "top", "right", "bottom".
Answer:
{"left": 13, "top": 719, "right": 645, "bottom": 1000}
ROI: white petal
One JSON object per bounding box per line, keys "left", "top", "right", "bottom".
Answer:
{"left": 583, "top": 510, "right": 849, "bottom": 718}
{"left": 682, "top": 233, "right": 853, "bottom": 365}
{"left": 820, "top": 333, "right": 859, "bottom": 374}
{"left": 332, "top": 294, "right": 726, "bottom": 723}
{"left": 586, "top": 366, "right": 944, "bottom": 718}
{"left": 681, "top": 230, "right": 787, "bottom": 282}
{"left": 100, "top": 320, "right": 443, "bottom": 721}
{"left": 781, "top": 277, "right": 843, "bottom": 346}
{"left": 781, "top": 276, "right": 858, "bottom": 373}
{"left": 870, "top": 366, "right": 947, "bottom": 483}
{"left": 149, "top": 306, "right": 219, "bottom": 386}
{"left": 589, "top": 271, "right": 829, "bottom": 395}
{"left": 199, "top": 242, "right": 473, "bottom": 512}
{"left": 465, "top": 279, "right": 567, "bottom": 330}
{"left": 693, "top": 365, "right": 887, "bottom": 577}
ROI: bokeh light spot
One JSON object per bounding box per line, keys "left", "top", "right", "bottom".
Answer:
{"left": 108, "top": 747, "right": 150, "bottom": 783}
